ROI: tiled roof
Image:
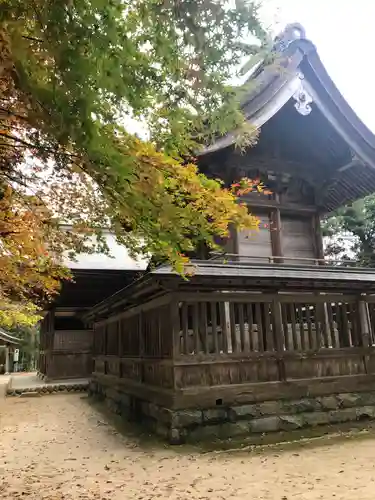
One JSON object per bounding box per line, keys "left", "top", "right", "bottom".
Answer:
{"left": 0, "top": 328, "right": 20, "bottom": 345}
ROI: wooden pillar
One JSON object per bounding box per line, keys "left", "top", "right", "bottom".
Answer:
{"left": 272, "top": 298, "right": 286, "bottom": 381}
{"left": 228, "top": 224, "right": 239, "bottom": 260}
{"left": 116, "top": 319, "right": 122, "bottom": 378}
{"left": 359, "top": 298, "right": 371, "bottom": 374}
{"left": 4, "top": 345, "right": 10, "bottom": 374}
{"left": 270, "top": 207, "right": 283, "bottom": 263}
{"left": 312, "top": 213, "right": 324, "bottom": 263}
{"left": 358, "top": 299, "right": 371, "bottom": 348}
{"left": 224, "top": 302, "right": 233, "bottom": 353}
{"left": 171, "top": 299, "right": 181, "bottom": 359}
{"left": 170, "top": 299, "right": 181, "bottom": 392}
{"left": 320, "top": 303, "right": 331, "bottom": 348}
{"left": 103, "top": 324, "right": 108, "bottom": 356}
{"left": 30, "top": 328, "right": 36, "bottom": 372}
{"left": 47, "top": 309, "right": 55, "bottom": 379}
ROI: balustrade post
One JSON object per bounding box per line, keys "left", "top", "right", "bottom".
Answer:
{"left": 316, "top": 293, "right": 330, "bottom": 348}
{"left": 272, "top": 298, "right": 286, "bottom": 381}
{"left": 224, "top": 302, "right": 233, "bottom": 353}
{"left": 171, "top": 299, "right": 181, "bottom": 359}
{"left": 321, "top": 303, "right": 330, "bottom": 348}
{"left": 170, "top": 299, "right": 181, "bottom": 391}
{"left": 358, "top": 297, "right": 371, "bottom": 374}
{"left": 358, "top": 299, "right": 371, "bottom": 348}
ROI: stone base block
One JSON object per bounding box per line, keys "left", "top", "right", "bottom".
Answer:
{"left": 89, "top": 380, "right": 375, "bottom": 444}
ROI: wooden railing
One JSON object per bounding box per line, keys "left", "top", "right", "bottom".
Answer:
{"left": 176, "top": 293, "right": 365, "bottom": 356}
{"left": 209, "top": 252, "right": 362, "bottom": 267}
{"left": 170, "top": 292, "right": 375, "bottom": 391}
{"left": 92, "top": 289, "right": 375, "bottom": 399}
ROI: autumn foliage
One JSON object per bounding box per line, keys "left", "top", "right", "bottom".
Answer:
{"left": 0, "top": 0, "right": 265, "bottom": 327}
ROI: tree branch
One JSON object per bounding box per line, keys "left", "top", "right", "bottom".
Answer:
{"left": 0, "top": 107, "right": 28, "bottom": 121}
{"left": 22, "top": 35, "right": 43, "bottom": 43}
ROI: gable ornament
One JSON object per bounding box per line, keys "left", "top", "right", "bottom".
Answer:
{"left": 293, "top": 73, "right": 313, "bottom": 116}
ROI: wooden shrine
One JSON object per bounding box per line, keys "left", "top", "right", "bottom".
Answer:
{"left": 85, "top": 24, "right": 375, "bottom": 443}
{"left": 38, "top": 231, "right": 147, "bottom": 381}
{"left": 38, "top": 269, "right": 140, "bottom": 381}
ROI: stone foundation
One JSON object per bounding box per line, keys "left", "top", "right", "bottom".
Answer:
{"left": 88, "top": 380, "right": 375, "bottom": 444}
{"left": 7, "top": 382, "right": 88, "bottom": 397}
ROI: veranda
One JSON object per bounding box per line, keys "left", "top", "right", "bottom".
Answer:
{"left": 87, "top": 261, "right": 375, "bottom": 443}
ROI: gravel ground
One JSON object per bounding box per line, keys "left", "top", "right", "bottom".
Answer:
{"left": 1, "top": 394, "right": 375, "bottom": 499}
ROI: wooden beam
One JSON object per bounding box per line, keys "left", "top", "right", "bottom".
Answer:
{"left": 272, "top": 298, "right": 286, "bottom": 380}
{"left": 230, "top": 224, "right": 239, "bottom": 258}
{"left": 95, "top": 294, "right": 171, "bottom": 327}
{"left": 313, "top": 213, "right": 325, "bottom": 261}
{"left": 359, "top": 299, "right": 372, "bottom": 373}
{"left": 171, "top": 300, "right": 180, "bottom": 359}
{"left": 178, "top": 292, "right": 358, "bottom": 304}
{"left": 93, "top": 373, "right": 175, "bottom": 408}
{"left": 270, "top": 206, "right": 283, "bottom": 263}
{"left": 359, "top": 300, "right": 371, "bottom": 348}
{"left": 244, "top": 198, "right": 318, "bottom": 214}
{"left": 172, "top": 373, "right": 375, "bottom": 409}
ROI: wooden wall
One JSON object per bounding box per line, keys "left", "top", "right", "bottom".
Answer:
{"left": 92, "top": 288, "right": 375, "bottom": 410}
{"left": 93, "top": 296, "right": 175, "bottom": 394}
{"left": 39, "top": 311, "right": 93, "bottom": 380}
{"left": 233, "top": 196, "right": 323, "bottom": 264}
{"left": 237, "top": 211, "right": 273, "bottom": 261}
{"left": 281, "top": 214, "right": 316, "bottom": 262}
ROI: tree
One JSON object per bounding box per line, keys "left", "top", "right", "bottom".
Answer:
{"left": 6, "top": 323, "right": 39, "bottom": 371}
{"left": 0, "top": 0, "right": 266, "bottom": 326}
{"left": 322, "top": 195, "right": 375, "bottom": 267}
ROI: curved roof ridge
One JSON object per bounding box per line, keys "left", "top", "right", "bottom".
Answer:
{"left": 198, "top": 23, "right": 375, "bottom": 168}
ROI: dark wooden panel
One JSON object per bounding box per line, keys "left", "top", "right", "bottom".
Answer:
{"left": 284, "top": 354, "right": 366, "bottom": 379}
{"left": 121, "top": 314, "right": 141, "bottom": 356}
{"left": 363, "top": 353, "right": 375, "bottom": 374}
{"left": 53, "top": 330, "right": 92, "bottom": 351}
{"left": 48, "top": 352, "right": 92, "bottom": 379}
{"left": 93, "top": 373, "right": 174, "bottom": 408}
{"left": 119, "top": 358, "right": 143, "bottom": 382}
{"left": 181, "top": 303, "right": 189, "bottom": 354}
{"left": 174, "top": 359, "right": 279, "bottom": 389}
{"left": 93, "top": 324, "right": 106, "bottom": 355}
{"left": 106, "top": 321, "right": 119, "bottom": 356}
{"left": 143, "top": 360, "right": 174, "bottom": 388}
{"left": 106, "top": 358, "right": 120, "bottom": 377}
{"left": 172, "top": 373, "right": 375, "bottom": 410}
{"left": 281, "top": 214, "right": 316, "bottom": 263}
{"left": 237, "top": 212, "right": 272, "bottom": 260}
{"left": 95, "top": 359, "right": 105, "bottom": 374}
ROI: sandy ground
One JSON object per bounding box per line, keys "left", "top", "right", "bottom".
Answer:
{"left": 1, "top": 395, "right": 375, "bottom": 499}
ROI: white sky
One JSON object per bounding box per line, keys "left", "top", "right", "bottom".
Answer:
{"left": 128, "top": 1, "right": 375, "bottom": 136}
{"left": 262, "top": 0, "right": 375, "bottom": 131}
{"left": 63, "top": 231, "right": 148, "bottom": 270}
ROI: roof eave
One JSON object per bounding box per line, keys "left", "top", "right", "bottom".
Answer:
{"left": 299, "top": 48, "right": 375, "bottom": 170}
{"left": 0, "top": 328, "right": 20, "bottom": 345}
{"left": 197, "top": 41, "right": 310, "bottom": 157}
{"left": 198, "top": 38, "right": 375, "bottom": 173}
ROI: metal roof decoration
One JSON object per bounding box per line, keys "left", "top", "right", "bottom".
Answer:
{"left": 0, "top": 328, "right": 20, "bottom": 345}
{"left": 198, "top": 23, "right": 375, "bottom": 212}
